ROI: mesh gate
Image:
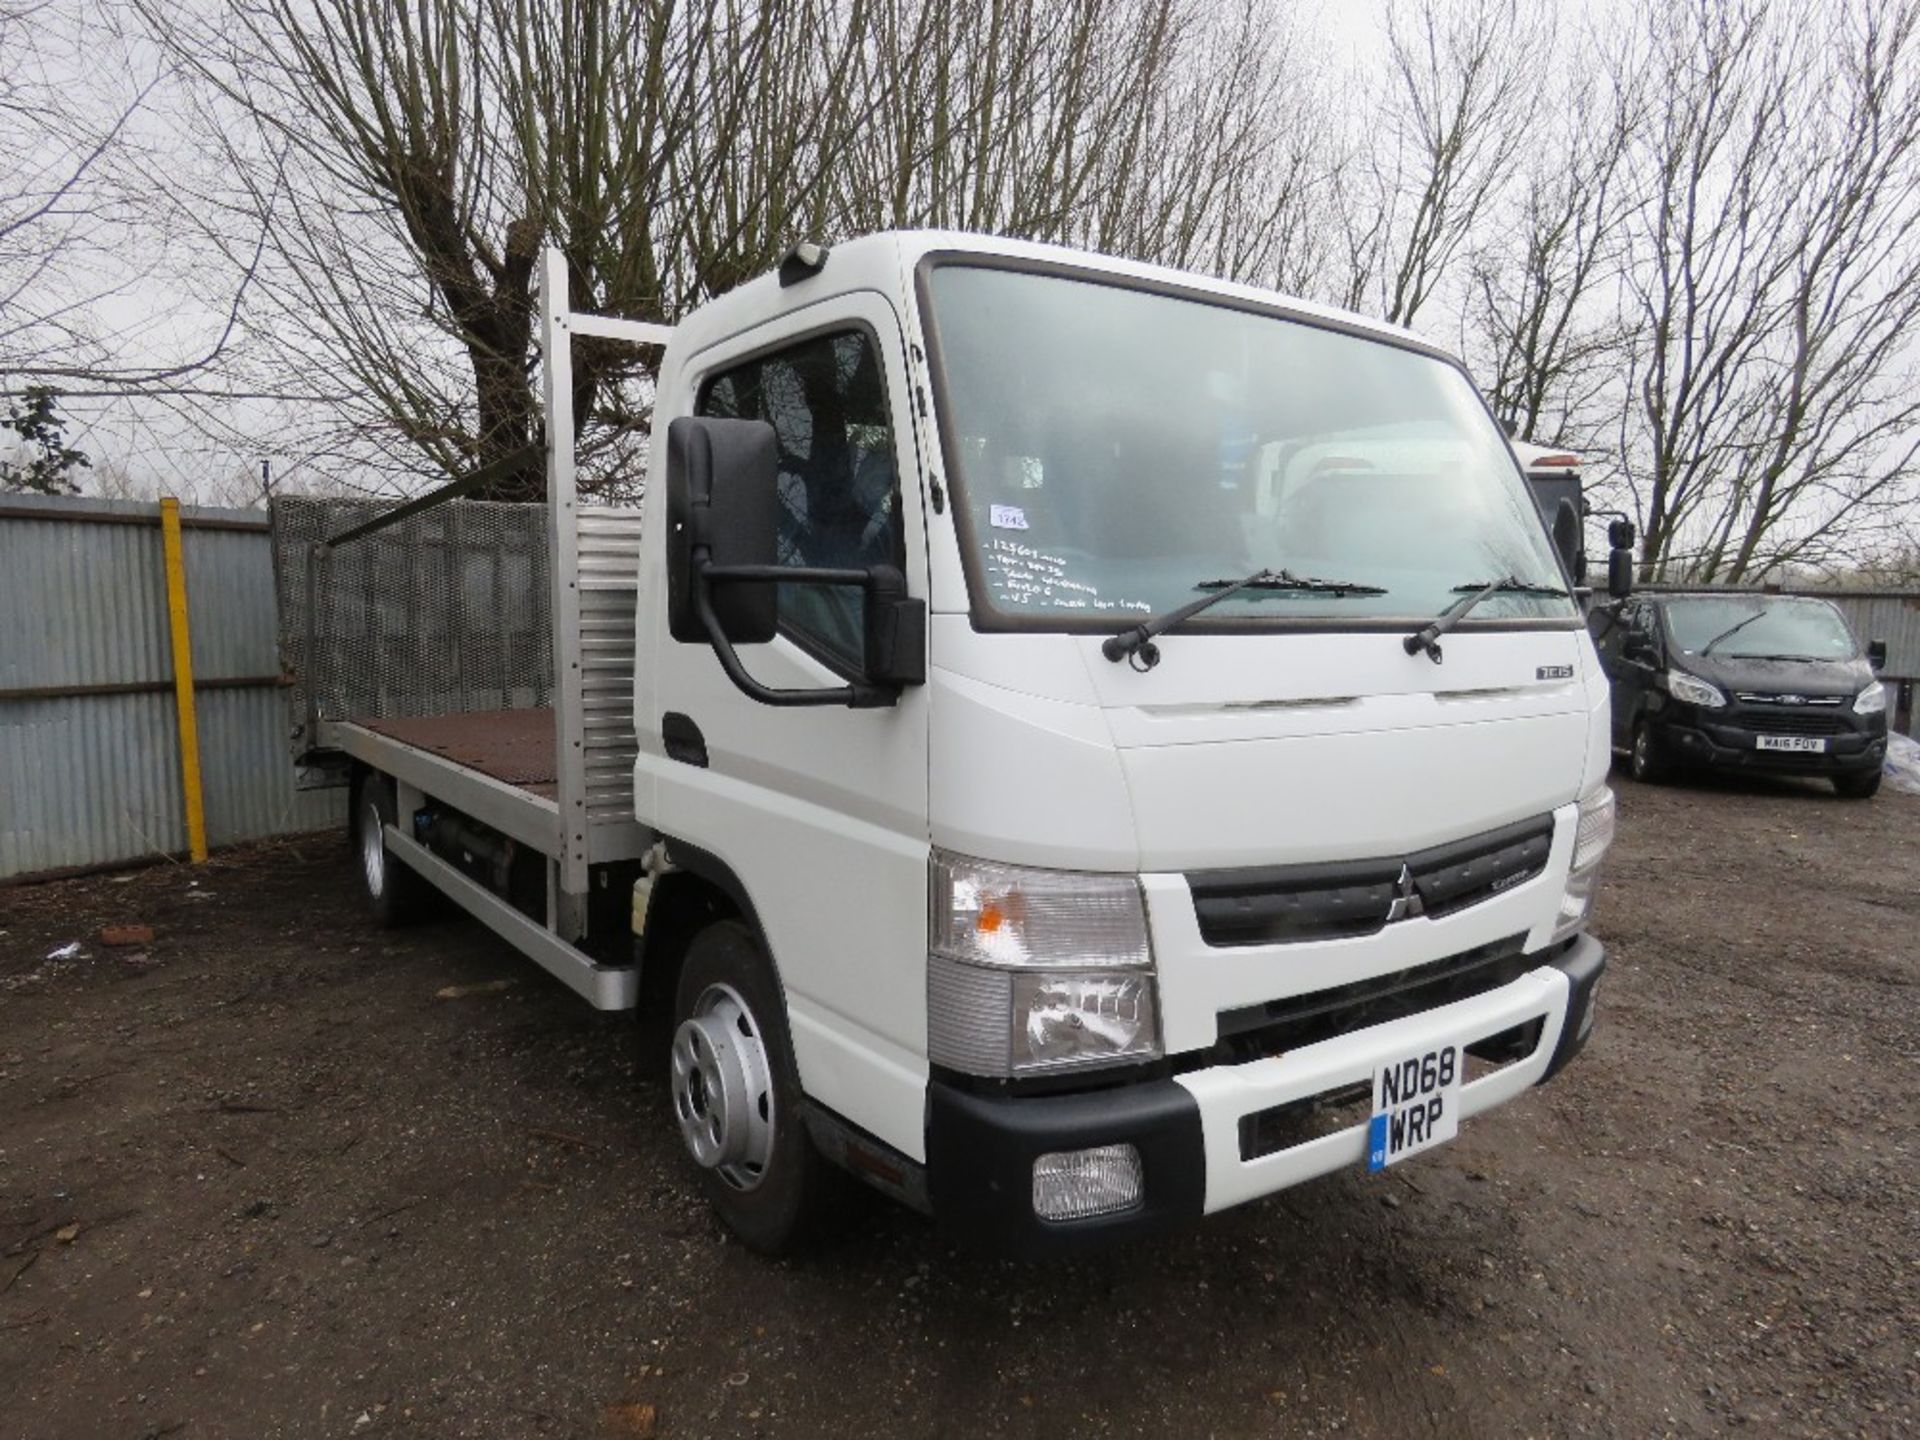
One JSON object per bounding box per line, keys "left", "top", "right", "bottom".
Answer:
{"left": 271, "top": 496, "right": 554, "bottom": 770}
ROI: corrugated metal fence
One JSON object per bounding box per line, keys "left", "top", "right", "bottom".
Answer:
{"left": 0, "top": 493, "right": 340, "bottom": 880}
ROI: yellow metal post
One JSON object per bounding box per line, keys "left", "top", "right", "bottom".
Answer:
{"left": 159, "top": 498, "right": 208, "bottom": 862}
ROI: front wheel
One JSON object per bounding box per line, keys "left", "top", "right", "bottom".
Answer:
{"left": 669, "top": 920, "right": 840, "bottom": 1253}
{"left": 1630, "top": 718, "right": 1674, "bottom": 785}
{"left": 1833, "top": 768, "right": 1882, "bottom": 800}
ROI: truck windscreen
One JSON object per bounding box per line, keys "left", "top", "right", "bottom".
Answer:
{"left": 922, "top": 263, "right": 1573, "bottom": 628}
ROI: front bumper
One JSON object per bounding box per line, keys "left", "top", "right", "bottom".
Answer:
{"left": 1653, "top": 713, "right": 1885, "bottom": 775}
{"left": 925, "top": 934, "right": 1605, "bottom": 1257}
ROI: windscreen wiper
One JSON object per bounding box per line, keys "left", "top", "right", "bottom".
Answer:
{"left": 1104, "top": 568, "right": 1386, "bottom": 670}
{"left": 1701, "top": 611, "right": 1767, "bottom": 655}
{"left": 1193, "top": 570, "right": 1386, "bottom": 597}
{"left": 1403, "top": 576, "right": 1567, "bottom": 664}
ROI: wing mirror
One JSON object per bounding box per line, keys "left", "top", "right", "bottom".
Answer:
{"left": 664, "top": 416, "right": 924, "bottom": 708}
{"left": 1868, "top": 638, "right": 1888, "bottom": 671}
{"left": 1605, "top": 517, "right": 1636, "bottom": 601}
{"left": 666, "top": 415, "right": 780, "bottom": 646}
{"left": 1550, "top": 496, "right": 1584, "bottom": 585}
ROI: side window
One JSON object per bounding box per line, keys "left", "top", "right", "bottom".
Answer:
{"left": 1631, "top": 602, "right": 1655, "bottom": 646}
{"left": 699, "top": 330, "right": 901, "bottom": 672}
{"left": 1620, "top": 601, "right": 1658, "bottom": 660}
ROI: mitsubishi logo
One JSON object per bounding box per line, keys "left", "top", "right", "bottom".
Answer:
{"left": 1385, "top": 864, "right": 1425, "bottom": 924}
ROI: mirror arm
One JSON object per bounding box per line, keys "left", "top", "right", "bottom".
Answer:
{"left": 702, "top": 561, "right": 870, "bottom": 587}
{"left": 693, "top": 555, "right": 895, "bottom": 709}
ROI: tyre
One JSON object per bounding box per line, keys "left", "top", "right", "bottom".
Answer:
{"left": 669, "top": 920, "right": 839, "bottom": 1254}
{"left": 351, "top": 772, "right": 432, "bottom": 927}
{"left": 1833, "top": 768, "right": 1882, "bottom": 800}
{"left": 1629, "top": 718, "right": 1673, "bottom": 785}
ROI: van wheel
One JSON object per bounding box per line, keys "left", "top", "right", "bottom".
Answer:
{"left": 669, "top": 920, "right": 837, "bottom": 1254}
{"left": 1833, "top": 769, "right": 1882, "bottom": 800}
{"left": 1630, "top": 719, "right": 1673, "bottom": 785}
{"left": 352, "top": 773, "right": 431, "bottom": 926}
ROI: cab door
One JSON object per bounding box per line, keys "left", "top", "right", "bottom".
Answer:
{"left": 646, "top": 293, "right": 933, "bottom": 1162}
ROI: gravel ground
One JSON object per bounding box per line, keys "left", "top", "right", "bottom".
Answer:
{"left": 1, "top": 767, "right": 1915, "bottom": 1439}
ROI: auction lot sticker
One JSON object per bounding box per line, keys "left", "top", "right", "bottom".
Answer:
{"left": 1367, "top": 1042, "right": 1462, "bottom": 1171}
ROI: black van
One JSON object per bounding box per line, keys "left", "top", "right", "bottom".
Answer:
{"left": 1590, "top": 592, "right": 1890, "bottom": 798}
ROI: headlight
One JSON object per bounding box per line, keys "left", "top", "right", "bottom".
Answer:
{"left": 928, "top": 851, "right": 1159, "bottom": 1077}
{"left": 1571, "top": 785, "right": 1615, "bottom": 871}
{"left": 1553, "top": 786, "right": 1615, "bottom": 942}
{"left": 1855, "top": 682, "right": 1887, "bottom": 715}
{"left": 1665, "top": 670, "right": 1725, "bottom": 708}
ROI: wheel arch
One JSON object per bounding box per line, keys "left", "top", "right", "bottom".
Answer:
{"left": 639, "top": 839, "right": 783, "bottom": 1019}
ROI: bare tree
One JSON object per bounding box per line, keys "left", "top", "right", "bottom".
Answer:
{"left": 0, "top": 0, "right": 272, "bottom": 411}
{"left": 0, "top": 1, "right": 151, "bottom": 377}
{"left": 142, "top": 0, "right": 869, "bottom": 498}
{"left": 141, "top": 0, "right": 1319, "bottom": 497}
{"left": 1701, "top": 0, "right": 1920, "bottom": 579}
{"left": 1331, "top": 0, "right": 1542, "bottom": 326}
{"left": 1620, "top": 0, "right": 1920, "bottom": 581}
{"left": 1464, "top": 23, "right": 1641, "bottom": 450}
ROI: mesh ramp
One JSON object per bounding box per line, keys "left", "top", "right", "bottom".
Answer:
{"left": 270, "top": 496, "right": 555, "bottom": 768}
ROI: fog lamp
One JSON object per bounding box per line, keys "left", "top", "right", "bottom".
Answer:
{"left": 1032, "top": 1143, "right": 1144, "bottom": 1221}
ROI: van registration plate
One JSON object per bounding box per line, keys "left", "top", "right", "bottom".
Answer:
{"left": 1755, "top": 735, "right": 1826, "bottom": 752}
{"left": 1367, "top": 1043, "right": 1461, "bottom": 1171}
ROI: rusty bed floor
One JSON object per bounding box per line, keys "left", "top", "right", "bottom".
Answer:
{"left": 355, "top": 708, "right": 559, "bottom": 800}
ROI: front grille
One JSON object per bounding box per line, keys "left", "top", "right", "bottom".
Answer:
{"left": 1735, "top": 711, "right": 1849, "bottom": 736}
{"left": 1211, "top": 933, "right": 1534, "bottom": 1064}
{"left": 1188, "top": 815, "right": 1553, "bottom": 947}
{"left": 1733, "top": 692, "right": 1844, "bottom": 706}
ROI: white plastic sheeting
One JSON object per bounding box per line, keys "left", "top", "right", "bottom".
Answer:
{"left": 1882, "top": 732, "right": 1920, "bottom": 795}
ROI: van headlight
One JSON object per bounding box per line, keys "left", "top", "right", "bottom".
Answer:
{"left": 1665, "top": 671, "right": 1725, "bottom": 708}
{"left": 927, "top": 851, "right": 1159, "bottom": 1077}
{"left": 1855, "top": 682, "right": 1887, "bottom": 715}
{"left": 1552, "top": 786, "right": 1616, "bottom": 942}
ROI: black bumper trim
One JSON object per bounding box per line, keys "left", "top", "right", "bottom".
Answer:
{"left": 926, "top": 1077, "right": 1204, "bottom": 1258}
{"left": 1654, "top": 718, "right": 1884, "bottom": 775}
{"left": 1538, "top": 932, "right": 1606, "bottom": 1083}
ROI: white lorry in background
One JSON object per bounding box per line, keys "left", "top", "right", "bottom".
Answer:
{"left": 287, "top": 233, "right": 1630, "bottom": 1256}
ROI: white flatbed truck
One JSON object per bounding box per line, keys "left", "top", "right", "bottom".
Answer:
{"left": 287, "top": 233, "right": 1626, "bottom": 1256}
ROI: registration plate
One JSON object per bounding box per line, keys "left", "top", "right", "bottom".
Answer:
{"left": 1367, "top": 1043, "right": 1461, "bottom": 1171}
{"left": 1755, "top": 735, "right": 1827, "bottom": 753}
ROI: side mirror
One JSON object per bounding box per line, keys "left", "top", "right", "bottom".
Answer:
{"left": 1623, "top": 631, "right": 1655, "bottom": 663}
{"left": 1868, "top": 639, "right": 1888, "bottom": 671}
{"left": 1550, "top": 496, "right": 1582, "bottom": 582}
{"left": 1607, "top": 547, "right": 1633, "bottom": 601}
{"left": 666, "top": 416, "right": 779, "bottom": 645}
{"left": 664, "top": 415, "right": 924, "bottom": 709}
{"left": 1605, "top": 518, "right": 1636, "bottom": 601}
